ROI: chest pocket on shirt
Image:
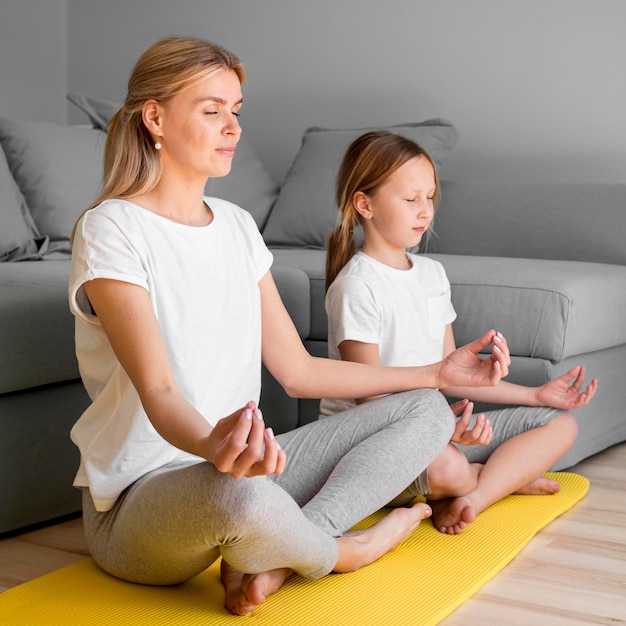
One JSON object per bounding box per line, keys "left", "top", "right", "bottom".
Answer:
{"left": 426, "top": 293, "right": 449, "bottom": 340}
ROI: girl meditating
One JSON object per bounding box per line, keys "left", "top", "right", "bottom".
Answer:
{"left": 322, "top": 130, "right": 597, "bottom": 534}
{"left": 69, "top": 37, "right": 512, "bottom": 616}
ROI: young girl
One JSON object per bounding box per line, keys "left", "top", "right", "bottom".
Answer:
{"left": 68, "top": 38, "right": 513, "bottom": 616}
{"left": 323, "top": 130, "right": 597, "bottom": 534}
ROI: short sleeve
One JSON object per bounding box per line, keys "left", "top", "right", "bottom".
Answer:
{"left": 326, "top": 274, "right": 381, "bottom": 346}
{"left": 69, "top": 209, "right": 148, "bottom": 323}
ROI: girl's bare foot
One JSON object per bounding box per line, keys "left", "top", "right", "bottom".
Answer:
{"left": 221, "top": 559, "right": 293, "bottom": 616}
{"left": 514, "top": 475, "right": 561, "bottom": 495}
{"left": 430, "top": 496, "right": 476, "bottom": 534}
{"left": 333, "top": 501, "right": 431, "bottom": 573}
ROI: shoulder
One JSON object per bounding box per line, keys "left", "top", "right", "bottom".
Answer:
{"left": 410, "top": 253, "right": 449, "bottom": 279}
{"left": 206, "top": 196, "right": 257, "bottom": 228}
{"left": 74, "top": 199, "right": 136, "bottom": 246}
{"left": 327, "top": 257, "right": 378, "bottom": 305}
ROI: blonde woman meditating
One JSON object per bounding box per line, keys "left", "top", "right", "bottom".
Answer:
{"left": 69, "top": 37, "right": 511, "bottom": 616}
{"left": 322, "top": 130, "right": 597, "bottom": 534}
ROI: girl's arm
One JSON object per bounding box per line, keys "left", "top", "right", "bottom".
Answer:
{"left": 260, "top": 271, "right": 509, "bottom": 399}
{"left": 83, "top": 278, "right": 285, "bottom": 479}
{"left": 440, "top": 325, "right": 598, "bottom": 409}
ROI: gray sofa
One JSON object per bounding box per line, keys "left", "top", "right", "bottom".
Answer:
{"left": 1, "top": 111, "right": 625, "bottom": 536}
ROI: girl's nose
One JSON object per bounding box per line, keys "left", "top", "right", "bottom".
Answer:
{"left": 418, "top": 200, "right": 434, "bottom": 218}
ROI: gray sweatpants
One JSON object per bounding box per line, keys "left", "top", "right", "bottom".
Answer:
{"left": 457, "top": 405, "right": 563, "bottom": 463}
{"left": 391, "top": 404, "right": 564, "bottom": 499}
{"left": 81, "top": 388, "right": 454, "bottom": 586}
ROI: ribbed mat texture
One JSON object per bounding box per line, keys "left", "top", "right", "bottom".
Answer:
{"left": 0, "top": 472, "right": 588, "bottom": 626}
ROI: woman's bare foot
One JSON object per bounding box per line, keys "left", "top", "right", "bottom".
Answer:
{"left": 221, "top": 559, "right": 293, "bottom": 616}
{"left": 514, "top": 475, "right": 561, "bottom": 495}
{"left": 333, "top": 501, "right": 431, "bottom": 573}
{"left": 430, "top": 496, "right": 476, "bottom": 534}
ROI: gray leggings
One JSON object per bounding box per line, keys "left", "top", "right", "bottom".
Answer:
{"left": 81, "top": 388, "right": 454, "bottom": 586}
{"left": 458, "top": 405, "right": 563, "bottom": 463}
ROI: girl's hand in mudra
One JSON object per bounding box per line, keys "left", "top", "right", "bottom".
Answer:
{"left": 440, "top": 330, "right": 510, "bottom": 389}
{"left": 207, "top": 401, "right": 286, "bottom": 479}
{"left": 449, "top": 399, "right": 492, "bottom": 446}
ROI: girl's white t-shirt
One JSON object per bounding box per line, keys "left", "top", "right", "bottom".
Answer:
{"left": 69, "top": 197, "right": 272, "bottom": 511}
{"left": 320, "top": 251, "right": 456, "bottom": 417}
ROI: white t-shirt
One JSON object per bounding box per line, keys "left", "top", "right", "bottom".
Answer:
{"left": 320, "top": 251, "right": 456, "bottom": 416}
{"left": 69, "top": 197, "right": 273, "bottom": 511}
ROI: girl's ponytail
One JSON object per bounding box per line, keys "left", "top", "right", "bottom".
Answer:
{"left": 325, "top": 215, "right": 357, "bottom": 292}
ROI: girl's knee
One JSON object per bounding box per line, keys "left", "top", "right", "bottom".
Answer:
{"left": 554, "top": 412, "right": 578, "bottom": 443}
{"left": 428, "top": 444, "right": 475, "bottom": 498}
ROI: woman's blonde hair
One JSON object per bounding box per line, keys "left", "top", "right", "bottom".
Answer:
{"left": 72, "top": 36, "right": 245, "bottom": 240}
{"left": 325, "top": 130, "right": 440, "bottom": 291}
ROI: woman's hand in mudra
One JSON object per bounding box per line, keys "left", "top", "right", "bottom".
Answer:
{"left": 440, "top": 330, "right": 510, "bottom": 389}
{"left": 206, "top": 401, "right": 286, "bottom": 479}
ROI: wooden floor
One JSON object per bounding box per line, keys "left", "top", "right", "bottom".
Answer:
{"left": 1, "top": 443, "right": 625, "bottom": 624}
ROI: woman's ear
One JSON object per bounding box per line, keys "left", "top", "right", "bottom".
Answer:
{"left": 353, "top": 191, "right": 373, "bottom": 220}
{"left": 142, "top": 99, "right": 163, "bottom": 136}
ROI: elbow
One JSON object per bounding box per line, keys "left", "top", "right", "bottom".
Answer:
{"left": 279, "top": 374, "right": 303, "bottom": 399}
{"left": 272, "top": 363, "right": 309, "bottom": 399}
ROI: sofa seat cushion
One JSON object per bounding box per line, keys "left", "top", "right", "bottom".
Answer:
{"left": 432, "top": 254, "right": 626, "bottom": 361}
{"left": 269, "top": 249, "right": 626, "bottom": 363}
{"left": 0, "top": 260, "right": 79, "bottom": 393}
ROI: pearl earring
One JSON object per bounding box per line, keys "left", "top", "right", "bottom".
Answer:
{"left": 155, "top": 138, "right": 162, "bottom": 150}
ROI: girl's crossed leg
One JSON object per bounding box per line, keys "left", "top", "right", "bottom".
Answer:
{"left": 429, "top": 406, "right": 577, "bottom": 534}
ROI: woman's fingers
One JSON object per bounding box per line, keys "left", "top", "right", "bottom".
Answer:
{"left": 228, "top": 408, "right": 267, "bottom": 478}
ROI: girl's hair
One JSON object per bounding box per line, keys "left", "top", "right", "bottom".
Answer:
{"left": 71, "top": 36, "right": 245, "bottom": 240}
{"left": 325, "top": 130, "right": 440, "bottom": 291}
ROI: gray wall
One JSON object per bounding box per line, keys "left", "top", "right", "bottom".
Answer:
{"left": 0, "top": 0, "right": 67, "bottom": 124}
{"left": 2, "top": 1, "right": 625, "bottom": 184}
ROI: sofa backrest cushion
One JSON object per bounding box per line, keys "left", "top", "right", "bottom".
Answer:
{"left": 67, "top": 92, "right": 280, "bottom": 231}
{"left": 0, "top": 142, "right": 40, "bottom": 261}
{"left": 427, "top": 180, "right": 626, "bottom": 266}
{"left": 0, "top": 116, "right": 106, "bottom": 253}
{"left": 262, "top": 119, "right": 460, "bottom": 248}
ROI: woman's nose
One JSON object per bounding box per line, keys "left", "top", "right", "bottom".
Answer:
{"left": 225, "top": 115, "right": 242, "bottom": 135}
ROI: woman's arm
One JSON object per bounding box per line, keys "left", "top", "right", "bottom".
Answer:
{"left": 83, "top": 278, "right": 284, "bottom": 479}
{"left": 337, "top": 340, "right": 384, "bottom": 404}
{"left": 440, "top": 325, "right": 597, "bottom": 409}
{"left": 260, "top": 271, "right": 509, "bottom": 400}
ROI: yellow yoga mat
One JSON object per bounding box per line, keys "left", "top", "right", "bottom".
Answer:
{"left": 0, "top": 472, "right": 588, "bottom": 626}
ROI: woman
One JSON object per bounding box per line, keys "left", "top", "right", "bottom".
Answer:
{"left": 69, "top": 37, "right": 510, "bottom": 615}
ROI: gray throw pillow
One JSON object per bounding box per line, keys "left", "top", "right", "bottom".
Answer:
{"left": 67, "top": 93, "right": 279, "bottom": 230}
{"left": 262, "top": 119, "right": 460, "bottom": 248}
{"left": 66, "top": 92, "right": 120, "bottom": 130}
{"left": 0, "top": 143, "right": 40, "bottom": 261}
{"left": 0, "top": 116, "right": 105, "bottom": 250}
